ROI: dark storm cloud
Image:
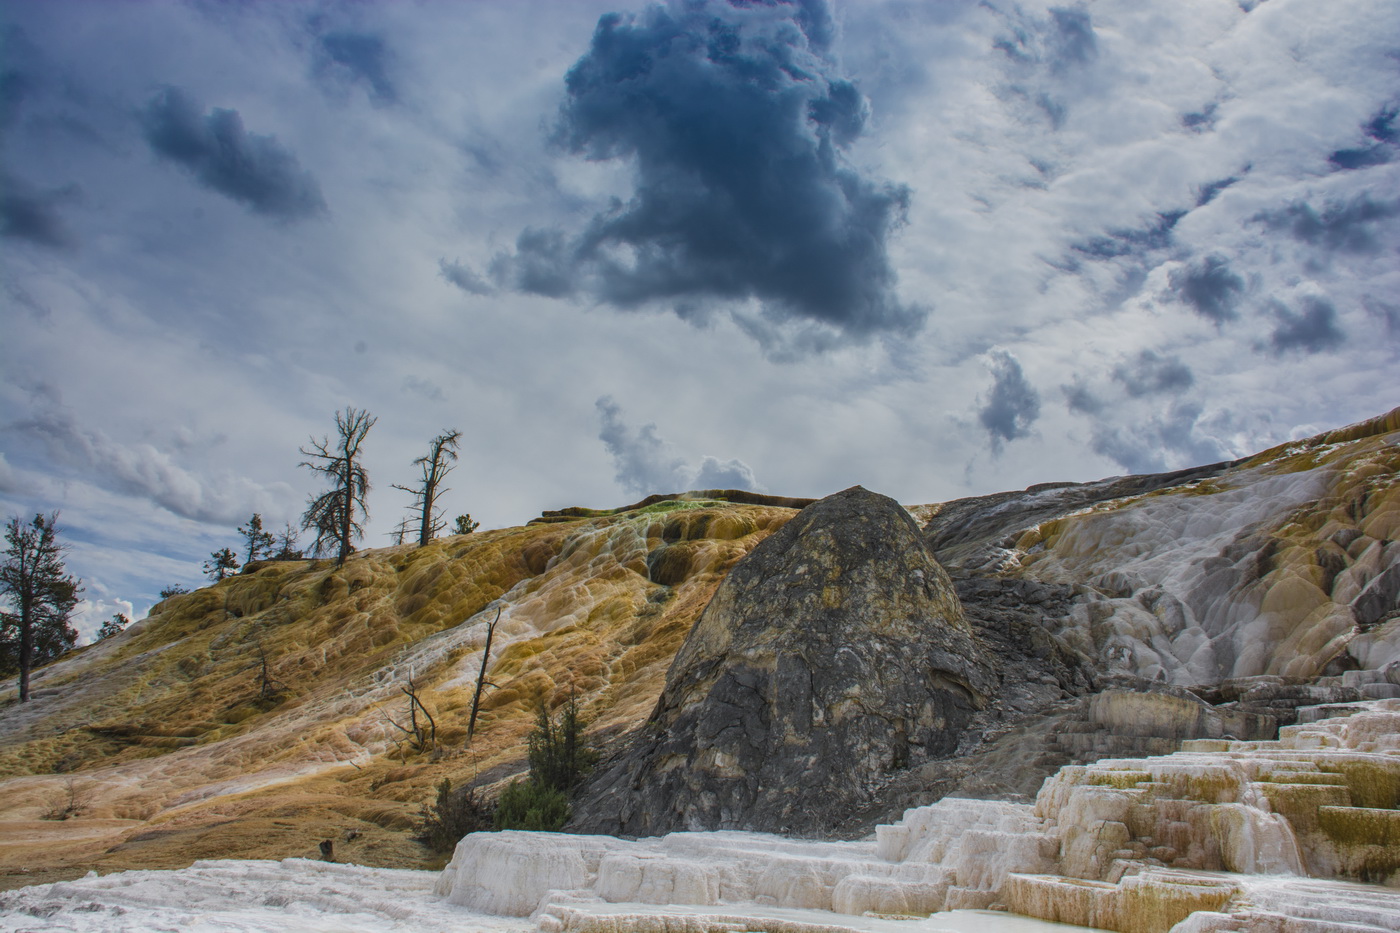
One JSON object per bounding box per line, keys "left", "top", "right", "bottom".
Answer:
{"left": 1269, "top": 297, "right": 1345, "bottom": 355}
{"left": 990, "top": 4, "right": 1098, "bottom": 129}
{"left": 1071, "top": 211, "right": 1182, "bottom": 261}
{"left": 6, "top": 279, "right": 51, "bottom": 321}
{"left": 1329, "top": 103, "right": 1397, "bottom": 170}
{"left": 1062, "top": 377, "right": 1104, "bottom": 415}
{"left": 993, "top": 5, "right": 1098, "bottom": 72}
{"left": 1253, "top": 195, "right": 1398, "bottom": 254}
{"left": 1112, "top": 350, "right": 1194, "bottom": 397}
{"left": 492, "top": 0, "right": 920, "bottom": 348}
{"left": 1046, "top": 7, "right": 1097, "bottom": 71}
{"left": 492, "top": 228, "right": 575, "bottom": 299}
{"left": 1169, "top": 254, "right": 1244, "bottom": 323}
{"left": 140, "top": 87, "right": 326, "bottom": 220}
{"left": 596, "top": 396, "right": 759, "bottom": 496}
{"left": 316, "top": 30, "right": 397, "bottom": 105}
{"left": 0, "top": 68, "right": 29, "bottom": 130}
{"left": 1328, "top": 145, "right": 1390, "bottom": 170}
{"left": 978, "top": 350, "right": 1041, "bottom": 450}
{"left": 1, "top": 173, "right": 79, "bottom": 248}
{"left": 1364, "top": 297, "right": 1400, "bottom": 338}
{"left": 438, "top": 258, "right": 494, "bottom": 296}
{"left": 0, "top": 25, "right": 41, "bottom": 131}
{"left": 1365, "top": 105, "right": 1398, "bottom": 143}
{"left": 1195, "top": 175, "right": 1239, "bottom": 207}
{"left": 1182, "top": 103, "right": 1219, "bottom": 133}
{"left": 1088, "top": 402, "right": 1232, "bottom": 476}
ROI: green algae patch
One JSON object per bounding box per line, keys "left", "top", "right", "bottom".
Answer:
{"left": 1319, "top": 805, "right": 1400, "bottom": 882}
{"left": 1319, "top": 757, "right": 1400, "bottom": 809}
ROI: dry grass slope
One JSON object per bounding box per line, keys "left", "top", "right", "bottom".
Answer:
{"left": 0, "top": 501, "right": 797, "bottom": 887}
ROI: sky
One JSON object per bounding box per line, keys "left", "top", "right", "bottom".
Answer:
{"left": 2, "top": 0, "right": 1397, "bottom": 640}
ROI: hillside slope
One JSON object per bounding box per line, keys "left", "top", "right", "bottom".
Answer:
{"left": 0, "top": 409, "right": 1396, "bottom": 889}
{"left": 0, "top": 499, "right": 797, "bottom": 886}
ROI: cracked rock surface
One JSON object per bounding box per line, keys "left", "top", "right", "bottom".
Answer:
{"left": 571, "top": 486, "right": 994, "bottom": 837}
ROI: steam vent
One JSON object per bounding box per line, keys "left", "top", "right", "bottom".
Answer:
{"left": 574, "top": 486, "right": 995, "bottom": 836}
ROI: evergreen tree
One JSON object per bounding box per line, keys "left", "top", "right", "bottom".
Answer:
{"left": 95, "top": 613, "right": 129, "bottom": 641}
{"left": 1, "top": 513, "right": 82, "bottom": 701}
{"left": 526, "top": 693, "right": 598, "bottom": 792}
{"left": 236, "top": 513, "right": 276, "bottom": 565}
{"left": 493, "top": 693, "right": 597, "bottom": 831}
{"left": 203, "top": 547, "right": 239, "bottom": 581}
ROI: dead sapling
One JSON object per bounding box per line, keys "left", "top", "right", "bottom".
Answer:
{"left": 467, "top": 605, "right": 503, "bottom": 742}
{"left": 246, "top": 638, "right": 287, "bottom": 708}
{"left": 380, "top": 673, "right": 438, "bottom": 756}
{"left": 43, "top": 776, "right": 85, "bottom": 821}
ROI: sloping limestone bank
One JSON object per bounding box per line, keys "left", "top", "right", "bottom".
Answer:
{"left": 0, "top": 496, "right": 801, "bottom": 882}
{"left": 926, "top": 407, "right": 1400, "bottom": 691}
{"left": 437, "top": 701, "right": 1400, "bottom": 933}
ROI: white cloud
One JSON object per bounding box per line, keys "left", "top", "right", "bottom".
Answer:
{"left": 595, "top": 397, "right": 763, "bottom": 498}
{"left": 0, "top": 0, "right": 1395, "bottom": 614}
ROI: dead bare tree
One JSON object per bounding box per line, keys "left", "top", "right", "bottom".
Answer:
{"left": 392, "top": 429, "right": 461, "bottom": 548}
{"left": 467, "top": 606, "right": 502, "bottom": 742}
{"left": 254, "top": 639, "right": 285, "bottom": 702}
{"left": 43, "top": 776, "right": 85, "bottom": 821}
{"left": 381, "top": 673, "right": 437, "bottom": 755}
{"left": 299, "top": 407, "right": 377, "bottom": 566}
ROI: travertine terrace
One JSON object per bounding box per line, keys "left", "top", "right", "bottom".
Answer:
{"left": 438, "top": 701, "right": 1400, "bottom": 933}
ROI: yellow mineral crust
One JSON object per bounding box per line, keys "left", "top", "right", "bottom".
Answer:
{"left": 0, "top": 502, "right": 796, "bottom": 885}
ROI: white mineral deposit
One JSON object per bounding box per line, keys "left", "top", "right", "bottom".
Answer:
{"left": 432, "top": 701, "right": 1400, "bottom": 933}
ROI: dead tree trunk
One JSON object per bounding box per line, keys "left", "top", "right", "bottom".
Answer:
{"left": 467, "top": 606, "right": 502, "bottom": 742}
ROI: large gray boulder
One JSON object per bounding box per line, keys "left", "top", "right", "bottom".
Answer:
{"left": 572, "top": 486, "right": 995, "bottom": 836}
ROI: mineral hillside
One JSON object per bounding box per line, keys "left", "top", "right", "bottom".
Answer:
{"left": 1, "top": 407, "right": 1398, "bottom": 910}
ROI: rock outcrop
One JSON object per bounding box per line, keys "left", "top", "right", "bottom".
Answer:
{"left": 573, "top": 486, "right": 995, "bottom": 836}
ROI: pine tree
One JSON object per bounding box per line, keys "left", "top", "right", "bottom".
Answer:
{"left": 95, "top": 613, "right": 129, "bottom": 641}
{"left": 1, "top": 513, "right": 82, "bottom": 702}
{"left": 204, "top": 547, "right": 239, "bottom": 581}
{"left": 236, "top": 513, "right": 276, "bottom": 565}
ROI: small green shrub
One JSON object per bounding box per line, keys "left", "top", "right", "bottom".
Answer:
{"left": 416, "top": 778, "right": 495, "bottom": 852}
{"left": 493, "top": 779, "right": 570, "bottom": 831}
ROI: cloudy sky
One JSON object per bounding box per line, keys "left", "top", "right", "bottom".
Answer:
{"left": 2, "top": 0, "right": 1397, "bottom": 639}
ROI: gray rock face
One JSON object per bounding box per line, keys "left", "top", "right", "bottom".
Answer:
{"left": 572, "top": 486, "right": 994, "bottom": 837}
